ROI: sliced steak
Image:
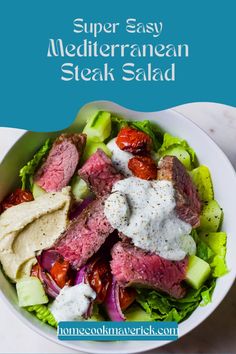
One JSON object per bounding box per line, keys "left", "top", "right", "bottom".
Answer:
{"left": 35, "top": 133, "right": 86, "bottom": 192}
{"left": 55, "top": 149, "right": 124, "bottom": 268}
{"left": 54, "top": 197, "right": 114, "bottom": 269}
{"left": 78, "top": 149, "right": 124, "bottom": 197}
{"left": 111, "top": 241, "right": 188, "bottom": 299}
{"left": 157, "top": 156, "right": 201, "bottom": 227}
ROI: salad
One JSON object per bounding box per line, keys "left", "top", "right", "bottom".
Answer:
{"left": 0, "top": 111, "right": 228, "bottom": 326}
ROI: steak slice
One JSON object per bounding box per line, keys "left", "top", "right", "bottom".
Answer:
{"left": 54, "top": 197, "right": 114, "bottom": 269}
{"left": 111, "top": 242, "right": 188, "bottom": 299}
{"left": 157, "top": 155, "right": 201, "bottom": 227}
{"left": 78, "top": 149, "right": 124, "bottom": 197}
{"left": 35, "top": 133, "right": 86, "bottom": 192}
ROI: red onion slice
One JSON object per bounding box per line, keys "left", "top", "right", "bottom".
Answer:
{"left": 74, "top": 265, "right": 94, "bottom": 319}
{"left": 104, "top": 278, "right": 125, "bottom": 322}
{"left": 75, "top": 265, "right": 87, "bottom": 285}
{"left": 38, "top": 266, "right": 61, "bottom": 298}
{"left": 37, "top": 249, "right": 61, "bottom": 273}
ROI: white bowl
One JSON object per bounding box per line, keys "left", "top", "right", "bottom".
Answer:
{"left": 0, "top": 101, "right": 236, "bottom": 354}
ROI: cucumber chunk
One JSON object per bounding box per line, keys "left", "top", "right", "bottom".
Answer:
{"left": 185, "top": 255, "right": 211, "bottom": 289}
{"left": 83, "top": 140, "right": 112, "bottom": 161}
{"left": 199, "top": 200, "right": 223, "bottom": 232}
{"left": 16, "top": 276, "right": 48, "bottom": 307}
{"left": 83, "top": 111, "right": 111, "bottom": 142}
{"left": 162, "top": 147, "right": 192, "bottom": 170}
{"left": 71, "top": 176, "right": 91, "bottom": 201}
{"left": 32, "top": 183, "right": 46, "bottom": 199}
{"left": 125, "top": 304, "right": 153, "bottom": 321}
{"left": 190, "top": 166, "right": 214, "bottom": 201}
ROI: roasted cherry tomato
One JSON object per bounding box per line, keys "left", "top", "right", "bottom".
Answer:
{"left": 86, "top": 258, "right": 112, "bottom": 304}
{"left": 119, "top": 287, "right": 136, "bottom": 311}
{"left": 116, "top": 127, "right": 152, "bottom": 155}
{"left": 50, "top": 259, "right": 71, "bottom": 288}
{"left": 128, "top": 156, "right": 157, "bottom": 180}
{"left": 1, "top": 188, "right": 33, "bottom": 212}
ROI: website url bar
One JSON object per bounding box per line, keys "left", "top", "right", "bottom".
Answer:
{"left": 58, "top": 321, "right": 178, "bottom": 341}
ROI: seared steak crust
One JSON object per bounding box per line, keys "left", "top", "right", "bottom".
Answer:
{"left": 35, "top": 133, "right": 86, "bottom": 192}
{"left": 157, "top": 156, "right": 201, "bottom": 227}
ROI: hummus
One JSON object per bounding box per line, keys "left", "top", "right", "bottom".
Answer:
{"left": 0, "top": 187, "right": 71, "bottom": 281}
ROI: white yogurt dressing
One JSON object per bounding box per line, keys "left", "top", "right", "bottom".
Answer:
{"left": 107, "top": 138, "right": 133, "bottom": 176}
{"left": 104, "top": 177, "right": 196, "bottom": 261}
{"left": 49, "top": 282, "right": 96, "bottom": 322}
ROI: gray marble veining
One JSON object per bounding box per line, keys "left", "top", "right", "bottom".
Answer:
{"left": 175, "top": 103, "right": 236, "bottom": 169}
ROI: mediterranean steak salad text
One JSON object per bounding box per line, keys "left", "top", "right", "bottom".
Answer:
{"left": 0, "top": 112, "right": 228, "bottom": 325}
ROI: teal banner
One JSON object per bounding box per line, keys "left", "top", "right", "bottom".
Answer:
{"left": 0, "top": 0, "right": 235, "bottom": 130}
{"left": 58, "top": 321, "right": 178, "bottom": 341}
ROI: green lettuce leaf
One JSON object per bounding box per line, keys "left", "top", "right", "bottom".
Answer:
{"left": 19, "top": 139, "right": 52, "bottom": 191}
{"left": 196, "top": 240, "right": 214, "bottom": 262}
{"left": 136, "top": 279, "right": 216, "bottom": 323}
{"left": 158, "top": 133, "right": 196, "bottom": 168}
{"left": 109, "top": 116, "right": 162, "bottom": 151}
{"left": 129, "top": 120, "right": 162, "bottom": 151}
{"left": 210, "top": 255, "right": 228, "bottom": 277}
{"left": 109, "top": 115, "right": 128, "bottom": 140}
{"left": 199, "top": 232, "right": 228, "bottom": 277}
{"left": 200, "top": 232, "right": 226, "bottom": 257}
{"left": 26, "top": 304, "right": 57, "bottom": 327}
{"left": 200, "top": 287, "right": 213, "bottom": 306}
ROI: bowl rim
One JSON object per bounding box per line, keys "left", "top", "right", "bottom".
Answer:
{"left": 0, "top": 101, "right": 235, "bottom": 354}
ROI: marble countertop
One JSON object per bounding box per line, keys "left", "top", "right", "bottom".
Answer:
{"left": 0, "top": 102, "right": 235, "bottom": 354}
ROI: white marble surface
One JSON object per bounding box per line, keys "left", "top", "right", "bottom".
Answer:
{"left": 0, "top": 102, "right": 235, "bottom": 354}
